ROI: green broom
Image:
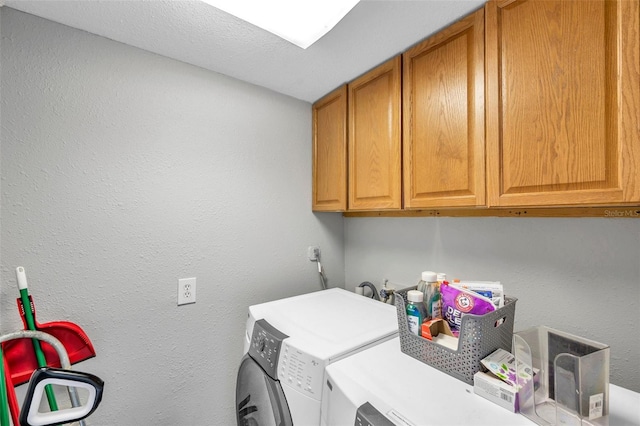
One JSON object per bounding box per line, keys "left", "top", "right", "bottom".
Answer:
{"left": 16, "top": 267, "right": 59, "bottom": 412}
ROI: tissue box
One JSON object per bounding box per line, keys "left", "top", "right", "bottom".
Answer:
{"left": 474, "top": 371, "right": 518, "bottom": 412}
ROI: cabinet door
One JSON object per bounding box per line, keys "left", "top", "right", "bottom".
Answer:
{"left": 486, "top": 0, "right": 640, "bottom": 207}
{"left": 403, "top": 9, "right": 485, "bottom": 208}
{"left": 312, "top": 85, "right": 347, "bottom": 211}
{"left": 348, "top": 57, "right": 402, "bottom": 210}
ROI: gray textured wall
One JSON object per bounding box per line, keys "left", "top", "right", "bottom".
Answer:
{"left": 2, "top": 6, "right": 639, "bottom": 426}
{"left": 0, "top": 8, "right": 344, "bottom": 425}
{"left": 345, "top": 216, "right": 640, "bottom": 392}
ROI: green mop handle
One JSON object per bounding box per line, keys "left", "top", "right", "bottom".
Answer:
{"left": 0, "top": 347, "right": 10, "bottom": 426}
{"left": 17, "top": 267, "right": 59, "bottom": 412}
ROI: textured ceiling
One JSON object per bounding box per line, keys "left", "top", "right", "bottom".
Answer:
{"left": 3, "top": 0, "right": 485, "bottom": 103}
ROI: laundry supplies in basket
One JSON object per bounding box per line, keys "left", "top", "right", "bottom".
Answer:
{"left": 394, "top": 287, "right": 517, "bottom": 385}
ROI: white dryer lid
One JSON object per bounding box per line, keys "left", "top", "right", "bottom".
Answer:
{"left": 248, "top": 288, "right": 398, "bottom": 361}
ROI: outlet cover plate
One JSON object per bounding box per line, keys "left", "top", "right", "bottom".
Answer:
{"left": 308, "top": 246, "right": 320, "bottom": 261}
{"left": 178, "top": 277, "right": 196, "bottom": 306}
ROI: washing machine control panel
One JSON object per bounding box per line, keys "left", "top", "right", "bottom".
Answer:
{"left": 249, "top": 319, "right": 288, "bottom": 380}
{"left": 277, "top": 341, "right": 325, "bottom": 400}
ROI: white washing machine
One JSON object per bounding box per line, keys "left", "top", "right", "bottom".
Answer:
{"left": 321, "top": 337, "right": 640, "bottom": 426}
{"left": 235, "top": 288, "right": 398, "bottom": 426}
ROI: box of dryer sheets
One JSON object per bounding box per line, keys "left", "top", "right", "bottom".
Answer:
{"left": 474, "top": 347, "right": 534, "bottom": 412}
{"left": 474, "top": 371, "right": 518, "bottom": 412}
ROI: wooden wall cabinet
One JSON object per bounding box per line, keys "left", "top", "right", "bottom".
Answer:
{"left": 348, "top": 56, "right": 402, "bottom": 211}
{"left": 312, "top": 85, "right": 347, "bottom": 211}
{"left": 485, "top": 0, "right": 640, "bottom": 207}
{"left": 312, "top": 0, "right": 639, "bottom": 215}
{"left": 403, "top": 8, "right": 485, "bottom": 208}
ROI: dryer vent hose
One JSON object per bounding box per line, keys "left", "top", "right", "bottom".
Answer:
{"left": 357, "top": 281, "right": 380, "bottom": 300}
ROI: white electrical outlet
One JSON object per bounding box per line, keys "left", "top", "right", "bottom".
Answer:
{"left": 308, "top": 246, "right": 320, "bottom": 261}
{"left": 178, "top": 277, "right": 196, "bottom": 306}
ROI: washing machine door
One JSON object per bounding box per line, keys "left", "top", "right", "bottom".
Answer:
{"left": 236, "top": 354, "right": 292, "bottom": 426}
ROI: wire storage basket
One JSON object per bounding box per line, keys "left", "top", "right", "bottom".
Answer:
{"left": 395, "top": 287, "right": 517, "bottom": 385}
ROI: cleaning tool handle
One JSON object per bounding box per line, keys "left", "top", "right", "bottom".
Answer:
{"left": 0, "top": 347, "right": 10, "bottom": 426}
{"left": 3, "top": 356, "right": 20, "bottom": 426}
{"left": 15, "top": 267, "right": 59, "bottom": 412}
{"left": 20, "top": 368, "right": 104, "bottom": 426}
{"left": 19, "top": 290, "right": 39, "bottom": 337}
{"left": 16, "top": 266, "right": 28, "bottom": 290}
{"left": 16, "top": 268, "right": 36, "bottom": 331}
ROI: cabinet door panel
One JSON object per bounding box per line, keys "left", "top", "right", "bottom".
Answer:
{"left": 486, "top": 0, "right": 640, "bottom": 206}
{"left": 403, "top": 9, "right": 485, "bottom": 208}
{"left": 312, "top": 86, "right": 347, "bottom": 211}
{"left": 348, "top": 57, "right": 402, "bottom": 210}
{"left": 620, "top": 0, "right": 640, "bottom": 203}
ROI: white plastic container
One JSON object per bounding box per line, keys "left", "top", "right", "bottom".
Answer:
{"left": 513, "top": 326, "right": 610, "bottom": 426}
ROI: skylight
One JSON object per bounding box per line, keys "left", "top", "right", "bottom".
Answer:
{"left": 201, "top": 0, "right": 360, "bottom": 49}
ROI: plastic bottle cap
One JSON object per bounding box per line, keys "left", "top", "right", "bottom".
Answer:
{"left": 437, "top": 273, "right": 446, "bottom": 282}
{"left": 421, "top": 271, "right": 437, "bottom": 282}
{"left": 407, "top": 290, "right": 424, "bottom": 303}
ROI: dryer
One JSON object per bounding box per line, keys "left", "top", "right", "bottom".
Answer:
{"left": 321, "top": 337, "right": 640, "bottom": 426}
{"left": 321, "top": 337, "right": 532, "bottom": 426}
{"left": 235, "top": 288, "right": 398, "bottom": 426}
